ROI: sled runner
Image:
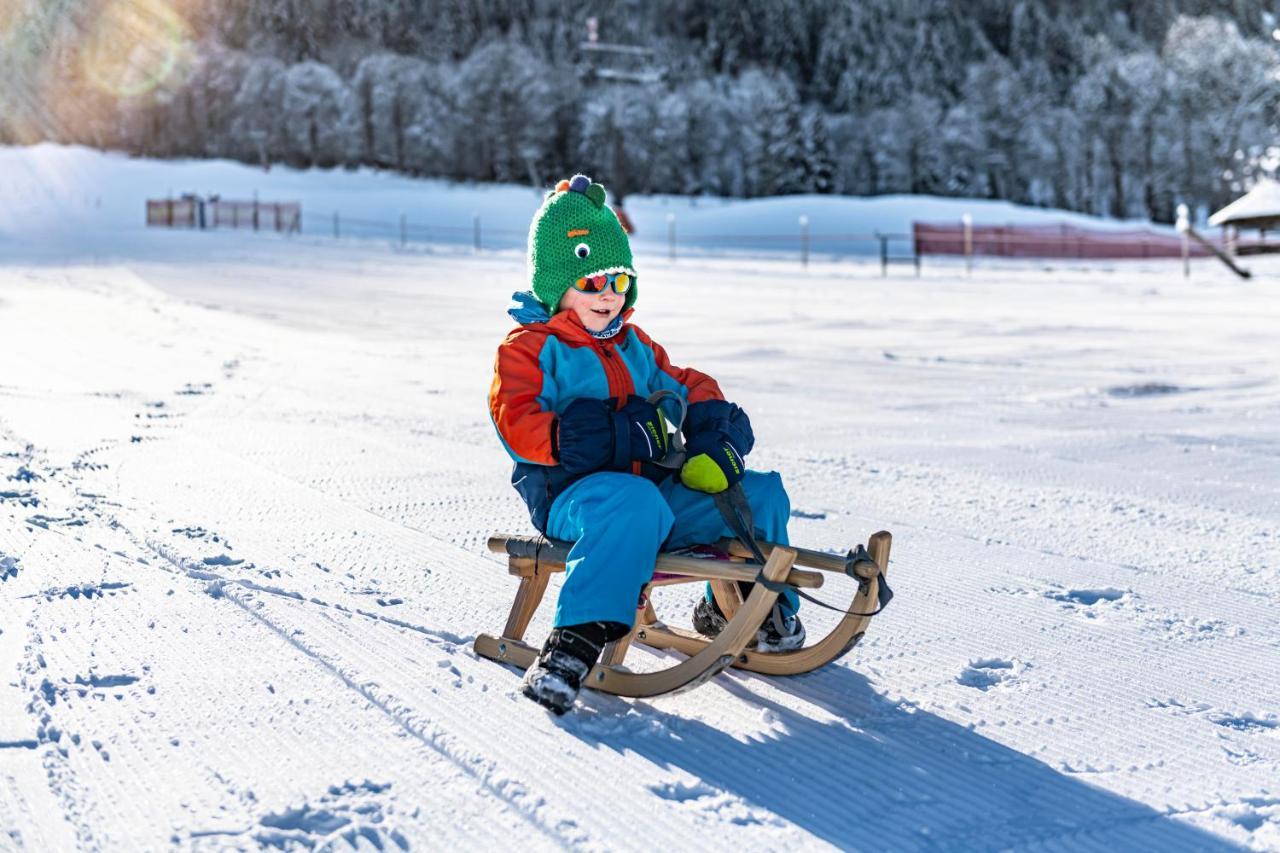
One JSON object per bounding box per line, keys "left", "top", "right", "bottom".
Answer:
{"left": 473, "top": 529, "right": 892, "bottom": 697}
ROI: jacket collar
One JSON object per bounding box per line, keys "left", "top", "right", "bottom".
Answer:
{"left": 508, "top": 291, "right": 634, "bottom": 344}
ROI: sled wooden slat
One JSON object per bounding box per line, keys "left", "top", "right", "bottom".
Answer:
{"left": 710, "top": 579, "right": 744, "bottom": 622}
{"left": 501, "top": 566, "right": 551, "bottom": 642}
{"left": 636, "top": 531, "right": 892, "bottom": 676}
{"left": 714, "top": 537, "right": 882, "bottom": 581}
{"left": 475, "top": 547, "right": 798, "bottom": 698}
{"left": 488, "top": 534, "right": 824, "bottom": 589}
{"left": 600, "top": 600, "right": 644, "bottom": 667}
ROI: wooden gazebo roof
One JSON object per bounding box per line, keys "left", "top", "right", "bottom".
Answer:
{"left": 1209, "top": 180, "right": 1280, "bottom": 230}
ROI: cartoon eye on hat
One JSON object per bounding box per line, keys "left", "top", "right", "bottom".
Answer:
{"left": 574, "top": 243, "right": 591, "bottom": 258}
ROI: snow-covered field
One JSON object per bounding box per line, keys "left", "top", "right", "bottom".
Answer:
{"left": 0, "top": 144, "right": 1173, "bottom": 260}
{"left": 2, "top": 149, "right": 1279, "bottom": 850}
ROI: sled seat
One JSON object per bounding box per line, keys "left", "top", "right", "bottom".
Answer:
{"left": 473, "top": 530, "right": 892, "bottom": 696}
{"left": 487, "top": 534, "right": 826, "bottom": 587}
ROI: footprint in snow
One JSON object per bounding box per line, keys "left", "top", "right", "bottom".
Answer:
{"left": 11, "top": 466, "right": 41, "bottom": 482}
{"left": 30, "top": 581, "right": 132, "bottom": 601}
{"left": 1044, "top": 586, "right": 1128, "bottom": 606}
{"left": 25, "top": 514, "right": 87, "bottom": 530}
{"left": 240, "top": 780, "right": 405, "bottom": 851}
{"left": 649, "top": 779, "right": 718, "bottom": 802}
{"left": 1212, "top": 714, "right": 1279, "bottom": 734}
{"left": 173, "top": 526, "right": 233, "bottom": 549}
{"left": 1105, "top": 382, "right": 1190, "bottom": 398}
{"left": 957, "top": 658, "right": 1023, "bottom": 691}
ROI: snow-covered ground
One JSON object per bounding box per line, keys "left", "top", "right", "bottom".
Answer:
{"left": 2, "top": 148, "right": 1279, "bottom": 850}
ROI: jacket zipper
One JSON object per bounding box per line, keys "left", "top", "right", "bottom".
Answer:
{"left": 596, "top": 340, "right": 634, "bottom": 403}
{"left": 595, "top": 340, "right": 642, "bottom": 474}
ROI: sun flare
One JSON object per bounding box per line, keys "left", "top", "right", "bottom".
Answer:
{"left": 79, "top": 0, "right": 189, "bottom": 98}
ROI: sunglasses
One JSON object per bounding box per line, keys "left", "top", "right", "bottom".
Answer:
{"left": 572, "top": 271, "right": 634, "bottom": 295}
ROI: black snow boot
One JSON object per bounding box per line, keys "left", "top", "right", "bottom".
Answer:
{"left": 755, "top": 606, "right": 805, "bottom": 653}
{"left": 691, "top": 593, "right": 806, "bottom": 653}
{"left": 691, "top": 595, "right": 730, "bottom": 638}
{"left": 521, "top": 621, "right": 628, "bottom": 715}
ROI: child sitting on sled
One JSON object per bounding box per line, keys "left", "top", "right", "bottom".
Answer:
{"left": 489, "top": 174, "right": 802, "bottom": 714}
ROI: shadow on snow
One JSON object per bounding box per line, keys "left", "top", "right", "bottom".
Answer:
{"left": 567, "top": 662, "right": 1239, "bottom": 851}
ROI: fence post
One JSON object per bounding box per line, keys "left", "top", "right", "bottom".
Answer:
{"left": 1176, "top": 203, "right": 1190, "bottom": 279}
{"left": 333, "top": 211, "right": 340, "bottom": 239}
{"left": 667, "top": 213, "right": 676, "bottom": 262}
{"left": 253, "top": 190, "right": 259, "bottom": 231}
{"left": 473, "top": 215, "right": 481, "bottom": 252}
{"left": 799, "top": 215, "right": 809, "bottom": 269}
{"left": 878, "top": 232, "right": 888, "bottom": 276}
{"left": 400, "top": 213, "right": 407, "bottom": 247}
{"left": 962, "top": 214, "right": 973, "bottom": 276}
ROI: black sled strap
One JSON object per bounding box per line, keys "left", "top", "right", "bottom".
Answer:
{"left": 713, "top": 483, "right": 893, "bottom": 618}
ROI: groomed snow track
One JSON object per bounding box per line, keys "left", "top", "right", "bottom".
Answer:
{"left": 2, "top": 224, "right": 1278, "bottom": 849}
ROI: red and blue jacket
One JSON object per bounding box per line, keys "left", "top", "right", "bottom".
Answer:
{"left": 490, "top": 292, "right": 744, "bottom": 532}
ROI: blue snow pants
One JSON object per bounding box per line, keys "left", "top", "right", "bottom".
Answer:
{"left": 545, "top": 469, "right": 798, "bottom": 629}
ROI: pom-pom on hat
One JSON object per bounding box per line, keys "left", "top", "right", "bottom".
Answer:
{"left": 527, "top": 173, "right": 637, "bottom": 316}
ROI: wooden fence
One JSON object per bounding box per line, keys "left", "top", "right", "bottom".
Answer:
{"left": 146, "top": 198, "right": 301, "bottom": 233}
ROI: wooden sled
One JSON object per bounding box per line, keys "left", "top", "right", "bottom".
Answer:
{"left": 473, "top": 530, "right": 892, "bottom": 698}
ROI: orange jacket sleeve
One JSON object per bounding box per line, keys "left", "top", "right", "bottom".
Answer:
{"left": 489, "top": 330, "right": 558, "bottom": 465}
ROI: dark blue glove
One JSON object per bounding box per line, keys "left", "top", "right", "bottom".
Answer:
{"left": 555, "top": 396, "right": 671, "bottom": 474}
{"left": 614, "top": 396, "right": 670, "bottom": 465}
{"left": 555, "top": 398, "right": 614, "bottom": 474}
{"left": 684, "top": 400, "right": 754, "bottom": 457}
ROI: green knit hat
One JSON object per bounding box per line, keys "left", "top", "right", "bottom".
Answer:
{"left": 527, "top": 174, "right": 637, "bottom": 315}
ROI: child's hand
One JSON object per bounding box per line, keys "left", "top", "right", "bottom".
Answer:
{"left": 555, "top": 398, "right": 615, "bottom": 473}
{"left": 684, "top": 400, "right": 754, "bottom": 458}
{"left": 617, "top": 396, "right": 669, "bottom": 463}
{"left": 556, "top": 396, "right": 670, "bottom": 473}
{"left": 679, "top": 432, "right": 745, "bottom": 494}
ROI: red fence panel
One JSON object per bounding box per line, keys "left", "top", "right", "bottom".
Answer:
{"left": 914, "top": 221, "right": 1219, "bottom": 259}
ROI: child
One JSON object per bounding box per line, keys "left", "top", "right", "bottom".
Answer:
{"left": 489, "top": 174, "right": 802, "bottom": 715}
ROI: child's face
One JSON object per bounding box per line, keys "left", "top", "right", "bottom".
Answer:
{"left": 559, "top": 286, "right": 623, "bottom": 332}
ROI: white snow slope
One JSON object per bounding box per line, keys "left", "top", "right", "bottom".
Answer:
{"left": 2, "top": 149, "right": 1280, "bottom": 851}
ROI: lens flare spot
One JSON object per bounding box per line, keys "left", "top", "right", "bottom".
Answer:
{"left": 80, "top": 0, "right": 190, "bottom": 99}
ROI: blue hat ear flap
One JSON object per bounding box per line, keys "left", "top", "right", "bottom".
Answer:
{"left": 585, "top": 184, "right": 607, "bottom": 208}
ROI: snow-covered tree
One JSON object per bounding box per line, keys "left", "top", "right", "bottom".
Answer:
{"left": 227, "top": 55, "right": 288, "bottom": 166}
{"left": 449, "top": 39, "right": 559, "bottom": 184}
{"left": 1162, "top": 15, "right": 1280, "bottom": 207}
{"left": 12, "top": 0, "right": 1280, "bottom": 219}
{"left": 280, "top": 61, "right": 360, "bottom": 167}
{"left": 352, "top": 53, "right": 448, "bottom": 174}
